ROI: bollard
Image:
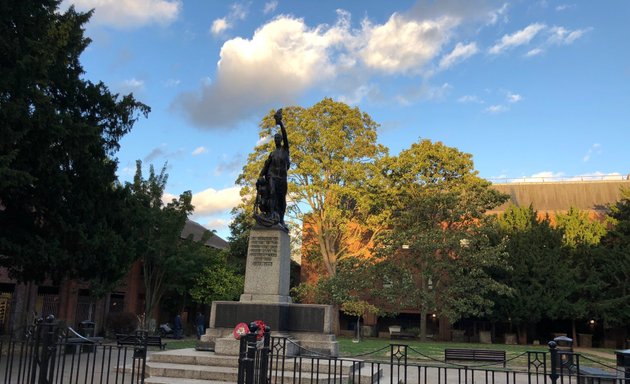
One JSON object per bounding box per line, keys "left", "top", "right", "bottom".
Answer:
{"left": 548, "top": 341, "right": 558, "bottom": 384}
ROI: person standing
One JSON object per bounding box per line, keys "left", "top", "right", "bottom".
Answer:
{"left": 174, "top": 314, "right": 183, "bottom": 339}
{"left": 195, "top": 312, "right": 205, "bottom": 340}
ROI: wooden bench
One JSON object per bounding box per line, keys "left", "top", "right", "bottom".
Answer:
{"left": 444, "top": 348, "right": 506, "bottom": 367}
{"left": 116, "top": 334, "right": 166, "bottom": 350}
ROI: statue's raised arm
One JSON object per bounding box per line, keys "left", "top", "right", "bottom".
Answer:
{"left": 274, "top": 109, "right": 289, "bottom": 158}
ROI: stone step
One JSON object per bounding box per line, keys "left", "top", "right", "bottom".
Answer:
{"left": 149, "top": 349, "right": 240, "bottom": 367}
{"left": 145, "top": 378, "right": 235, "bottom": 384}
{"left": 144, "top": 361, "right": 380, "bottom": 384}
{"left": 147, "top": 362, "right": 238, "bottom": 381}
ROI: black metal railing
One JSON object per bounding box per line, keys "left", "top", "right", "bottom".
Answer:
{"left": 0, "top": 316, "right": 147, "bottom": 384}
{"left": 237, "top": 333, "right": 626, "bottom": 384}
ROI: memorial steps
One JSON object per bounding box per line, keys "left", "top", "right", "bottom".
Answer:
{"left": 122, "top": 348, "right": 381, "bottom": 384}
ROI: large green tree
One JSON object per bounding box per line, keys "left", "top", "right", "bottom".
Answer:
{"left": 375, "top": 140, "right": 510, "bottom": 340}
{"left": 555, "top": 207, "right": 608, "bottom": 344}
{"left": 128, "top": 161, "right": 215, "bottom": 322}
{"left": 596, "top": 188, "right": 630, "bottom": 326}
{"left": 0, "top": 1, "right": 149, "bottom": 285}
{"left": 236, "top": 98, "right": 388, "bottom": 277}
{"left": 495, "top": 205, "right": 573, "bottom": 344}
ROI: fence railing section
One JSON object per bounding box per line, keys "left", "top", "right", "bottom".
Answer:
{"left": 236, "top": 328, "right": 627, "bottom": 384}
{"left": 0, "top": 316, "right": 147, "bottom": 384}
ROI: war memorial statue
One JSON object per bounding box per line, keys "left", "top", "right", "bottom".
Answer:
{"left": 254, "top": 109, "right": 289, "bottom": 229}
{"left": 200, "top": 108, "right": 337, "bottom": 357}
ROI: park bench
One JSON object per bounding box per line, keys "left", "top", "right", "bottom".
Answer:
{"left": 64, "top": 327, "right": 103, "bottom": 353}
{"left": 116, "top": 333, "right": 166, "bottom": 350}
{"left": 573, "top": 366, "right": 616, "bottom": 384}
{"left": 444, "top": 348, "right": 506, "bottom": 367}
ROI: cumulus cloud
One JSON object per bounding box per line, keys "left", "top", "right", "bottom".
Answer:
{"left": 175, "top": 4, "right": 487, "bottom": 129}
{"left": 359, "top": 14, "right": 458, "bottom": 75}
{"left": 263, "top": 1, "right": 278, "bottom": 14}
{"left": 174, "top": 13, "right": 349, "bottom": 128}
{"left": 489, "top": 23, "right": 546, "bottom": 54}
{"left": 438, "top": 42, "right": 478, "bottom": 70}
{"left": 191, "top": 186, "right": 242, "bottom": 215}
{"left": 62, "top": 0, "right": 181, "bottom": 28}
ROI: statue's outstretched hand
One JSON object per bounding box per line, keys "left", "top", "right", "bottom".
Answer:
{"left": 274, "top": 108, "right": 283, "bottom": 126}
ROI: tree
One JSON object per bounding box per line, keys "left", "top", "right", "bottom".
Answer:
{"left": 596, "top": 188, "right": 630, "bottom": 327}
{"left": 128, "top": 161, "right": 214, "bottom": 322}
{"left": 190, "top": 261, "right": 244, "bottom": 305}
{"left": 556, "top": 207, "right": 607, "bottom": 248}
{"left": 555, "top": 207, "right": 608, "bottom": 344}
{"left": 236, "top": 98, "right": 388, "bottom": 278}
{"left": 0, "top": 1, "right": 149, "bottom": 285}
{"left": 495, "top": 205, "right": 572, "bottom": 344}
{"left": 375, "top": 140, "right": 510, "bottom": 340}
{"left": 341, "top": 300, "right": 380, "bottom": 342}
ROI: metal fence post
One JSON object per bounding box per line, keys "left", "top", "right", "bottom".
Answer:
{"left": 549, "top": 341, "right": 558, "bottom": 384}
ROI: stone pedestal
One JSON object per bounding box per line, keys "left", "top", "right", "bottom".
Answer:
{"left": 200, "top": 227, "right": 337, "bottom": 356}
{"left": 240, "top": 227, "right": 292, "bottom": 303}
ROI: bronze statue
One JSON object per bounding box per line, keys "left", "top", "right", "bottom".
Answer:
{"left": 254, "top": 109, "right": 289, "bottom": 229}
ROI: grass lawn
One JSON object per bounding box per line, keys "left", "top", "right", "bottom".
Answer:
{"left": 159, "top": 335, "right": 617, "bottom": 368}
{"left": 336, "top": 336, "right": 617, "bottom": 367}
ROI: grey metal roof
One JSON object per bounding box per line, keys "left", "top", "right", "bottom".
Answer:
{"left": 181, "top": 219, "right": 228, "bottom": 250}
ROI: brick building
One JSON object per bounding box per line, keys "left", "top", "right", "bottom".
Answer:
{"left": 0, "top": 219, "right": 226, "bottom": 336}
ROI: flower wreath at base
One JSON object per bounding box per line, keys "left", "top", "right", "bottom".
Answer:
{"left": 233, "top": 320, "right": 267, "bottom": 340}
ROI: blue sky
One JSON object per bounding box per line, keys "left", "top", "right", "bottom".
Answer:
{"left": 62, "top": 0, "right": 630, "bottom": 239}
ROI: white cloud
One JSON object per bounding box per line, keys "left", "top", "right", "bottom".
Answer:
{"left": 121, "top": 77, "right": 144, "bottom": 91}
{"left": 583, "top": 143, "right": 602, "bottom": 162}
{"left": 210, "top": 3, "right": 250, "bottom": 37}
{"left": 486, "top": 3, "right": 509, "bottom": 25}
{"left": 507, "top": 92, "right": 522, "bottom": 103}
{"left": 174, "top": 3, "right": 515, "bottom": 128}
{"left": 192, "top": 147, "right": 207, "bottom": 156}
{"left": 458, "top": 95, "right": 484, "bottom": 104}
{"left": 63, "top": 0, "right": 181, "bottom": 28}
{"left": 164, "top": 78, "right": 181, "bottom": 87}
{"left": 192, "top": 186, "right": 242, "bottom": 215}
{"left": 548, "top": 26, "right": 591, "bottom": 45}
{"left": 485, "top": 104, "right": 507, "bottom": 113}
{"left": 211, "top": 18, "right": 230, "bottom": 36}
{"left": 439, "top": 42, "right": 478, "bottom": 70}
{"left": 175, "top": 14, "right": 350, "bottom": 128}
{"left": 489, "top": 23, "right": 546, "bottom": 54}
{"left": 263, "top": 1, "right": 278, "bottom": 14}
{"left": 526, "top": 48, "right": 543, "bottom": 57}
{"left": 359, "top": 13, "right": 459, "bottom": 75}
{"left": 555, "top": 4, "right": 575, "bottom": 11}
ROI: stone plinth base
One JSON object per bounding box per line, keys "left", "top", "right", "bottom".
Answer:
{"left": 199, "top": 301, "right": 337, "bottom": 356}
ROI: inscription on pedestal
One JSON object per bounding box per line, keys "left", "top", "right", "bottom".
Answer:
{"left": 249, "top": 236, "right": 278, "bottom": 266}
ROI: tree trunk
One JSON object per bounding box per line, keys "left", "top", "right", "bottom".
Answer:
{"left": 572, "top": 319, "right": 578, "bottom": 347}
{"left": 517, "top": 323, "right": 528, "bottom": 345}
{"left": 420, "top": 308, "right": 428, "bottom": 341}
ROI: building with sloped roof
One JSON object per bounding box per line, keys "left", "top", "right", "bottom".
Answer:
{"left": 0, "top": 219, "right": 226, "bottom": 336}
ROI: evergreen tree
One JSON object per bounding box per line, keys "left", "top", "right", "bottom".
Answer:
{"left": 0, "top": 1, "right": 149, "bottom": 285}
